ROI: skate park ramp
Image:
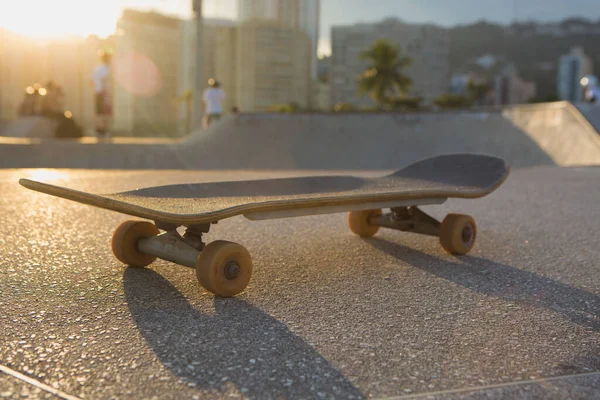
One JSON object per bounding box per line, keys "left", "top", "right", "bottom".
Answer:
{"left": 1, "top": 101, "right": 599, "bottom": 170}
{"left": 574, "top": 102, "right": 600, "bottom": 133}
{"left": 0, "top": 116, "right": 58, "bottom": 139}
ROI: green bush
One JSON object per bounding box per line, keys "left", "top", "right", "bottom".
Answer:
{"left": 268, "top": 102, "right": 302, "bottom": 113}
{"left": 333, "top": 103, "right": 358, "bottom": 112}
{"left": 434, "top": 94, "right": 474, "bottom": 109}
{"left": 389, "top": 97, "right": 422, "bottom": 110}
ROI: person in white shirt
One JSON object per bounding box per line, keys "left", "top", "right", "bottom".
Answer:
{"left": 91, "top": 50, "right": 113, "bottom": 138}
{"left": 202, "top": 78, "right": 225, "bottom": 128}
{"left": 586, "top": 85, "right": 600, "bottom": 104}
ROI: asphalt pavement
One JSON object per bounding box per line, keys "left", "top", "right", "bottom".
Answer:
{"left": 1, "top": 165, "right": 599, "bottom": 399}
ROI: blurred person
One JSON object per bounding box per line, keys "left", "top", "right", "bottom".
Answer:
{"left": 17, "top": 83, "right": 83, "bottom": 138}
{"left": 202, "top": 78, "right": 225, "bottom": 128}
{"left": 40, "top": 81, "right": 65, "bottom": 117}
{"left": 91, "top": 49, "right": 114, "bottom": 138}
{"left": 18, "top": 87, "right": 39, "bottom": 116}
{"left": 582, "top": 75, "right": 600, "bottom": 104}
{"left": 42, "top": 82, "right": 83, "bottom": 138}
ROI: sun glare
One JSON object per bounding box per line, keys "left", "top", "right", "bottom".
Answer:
{"left": 26, "top": 170, "right": 70, "bottom": 182}
{"left": 0, "top": 1, "right": 231, "bottom": 40}
{"left": 0, "top": 0, "right": 122, "bottom": 39}
{"left": 0, "top": 0, "right": 198, "bottom": 39}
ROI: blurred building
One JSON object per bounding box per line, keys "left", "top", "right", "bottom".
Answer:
{"left": 557, "top": 47, "right": 593, "bottom": 102}
{"left": 114, "top": 10, "right": 184, "bottom": 136}
{"left": 317, "top": 56, "right": 330, "bottom": 82}
{"left": 506, "top": 20, "right": 600, "bottom": 37}
{"left": 0, "top": 30, "right": 46, "bottom": 122}
{"left": 452, "top": 57, "right": 537, "bottom": 105}
{"left": 213, "top": 20, "right": 311, "bottom": 112}
{"left": 493, "top": 64, "right": 537, "bottom": 105}
{"left": 312, "top": 81, "right": 330, "bottom": 110}
{"left": 330, "top": 18, "right": 450, "bottom": 107}
{"left": 238, "top": 0, "right": 279, "bottom": 20}
{"left": 0, "top": 28, "right": 114, "bottom": 132}
{"left": 115, "top": 11, "right": 238, "bottom": 136}
{"left": 213, "top": 25, "right": 238, "bottom": 113}
{"left": 180, "top": 18, "right": 236, "bottom": 130}
{"left": 238, "top": 0, "right": 319, "bottom": 79}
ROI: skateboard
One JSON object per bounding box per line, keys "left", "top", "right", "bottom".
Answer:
{"left": 19, "top": 153, "right": 509, "bottom": 297}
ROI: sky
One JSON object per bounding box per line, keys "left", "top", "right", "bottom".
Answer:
{"left": 1, "top": 0, "right": 600, "bottom": 55}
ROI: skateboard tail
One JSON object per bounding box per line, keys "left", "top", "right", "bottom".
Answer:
{"left": 19, "top": 178, "right": 173, "bottom": 222}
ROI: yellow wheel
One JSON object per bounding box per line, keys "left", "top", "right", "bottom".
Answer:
{"left": 111, "top": 220, "right": 160, "bottom": 267}
{"left": 348, "top": 209, "right": 382, "bottom": 238}
{"left": 439, "top": 214, "right": 477, "bottom": 255}
{"left": 196, "top": 241, "right": 253, "bottom": 297}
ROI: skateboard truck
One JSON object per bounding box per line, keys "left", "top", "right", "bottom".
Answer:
{"left": 369, "top": 206, "right": 441, "bottom": 237}
{"left": 136, "top": 223, "right": 213, "bottom": 268}
{"left": 117, "top": 206, "right": 478, "bottom": 299}
{"left": 111, "top": 220, "right": 253, "bottom": 298}
{"left": 349, "top": 207, "right": 477, "bottom": 257}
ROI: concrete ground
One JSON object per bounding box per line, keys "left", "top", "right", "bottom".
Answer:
{"left": 1, "top": 165, "right": 599, "bottom": 399}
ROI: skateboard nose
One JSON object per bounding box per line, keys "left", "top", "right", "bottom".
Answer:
{"left": 224, "top": 261, "right": 241, "bottom": 280}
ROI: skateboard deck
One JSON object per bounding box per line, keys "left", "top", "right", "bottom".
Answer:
{"left": 19, "top": 154, "right": 509, "bottom": 225}
{"left": 19, "top": 153, "right": 510, "bottom": 298}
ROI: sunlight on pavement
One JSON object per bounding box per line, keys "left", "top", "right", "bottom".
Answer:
{"left": 21, "top": 169, "right": 70, "bottom": 182}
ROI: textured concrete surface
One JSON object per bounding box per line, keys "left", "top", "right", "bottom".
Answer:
{"left": 2, "top": 165, "right": 600, "bottom": 399}
{"left": 412, "top": 373, "right": 600, "bottom": 399}
{"left": 505, "top": 102, "right": 600, "bottom": 166}
{"left": 575, "top": 102, "right": 600, "bottom": 134}
{"left": 0, "top": 374, "right": 55, "bottom": 399}
{"left": 2, "top": 102, "right": 600, "bottom": 170}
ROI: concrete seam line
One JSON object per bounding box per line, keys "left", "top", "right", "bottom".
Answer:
{"left": 375, "top": 370, "right": 600, "bottom": 400}
{"left": 0, "top": 364, "right": 82, "bottom": 400}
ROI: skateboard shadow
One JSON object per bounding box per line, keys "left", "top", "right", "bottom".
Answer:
{"left": 365, "top": 238, "right": 600, "bottom": 332}
{"left": 116, "top": 176, "right": 369, "bottom": 199}
{"left": 123, "top": 268, "right": 365, "bottom": 399}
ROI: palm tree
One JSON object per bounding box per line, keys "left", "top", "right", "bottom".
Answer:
{"left": 357, "top": 40, "right": 413, "bottom": 108}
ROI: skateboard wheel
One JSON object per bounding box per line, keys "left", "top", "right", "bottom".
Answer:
{"left": 196, "top": 241, "right": 253, "bottom": 297}
{"left": 111, "top": 220, "right": 160, "bottom": 268}
{"left": 439, "top": 214, "right": 477, "bottom": 255}
{"left": 348, "top": 209, "right": 382, "bottom": 238}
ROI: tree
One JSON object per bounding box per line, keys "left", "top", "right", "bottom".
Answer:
{"left": 357, "top": 40, "right": 413, "bottom": 108}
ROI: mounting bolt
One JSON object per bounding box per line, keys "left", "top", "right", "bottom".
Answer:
{"left": 224, "top": 261, "right": 240, "bottom": 280}
{"left": 462, "top": 223, "right": 475, "bottom": 245}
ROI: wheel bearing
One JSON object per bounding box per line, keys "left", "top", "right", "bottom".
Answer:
{"left": 224, "top": 261, "right": 241, "bottom": 280}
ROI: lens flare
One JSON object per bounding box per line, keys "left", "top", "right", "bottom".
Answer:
{"left": 113, "top": 51, "right": 162, "bottom": 97}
